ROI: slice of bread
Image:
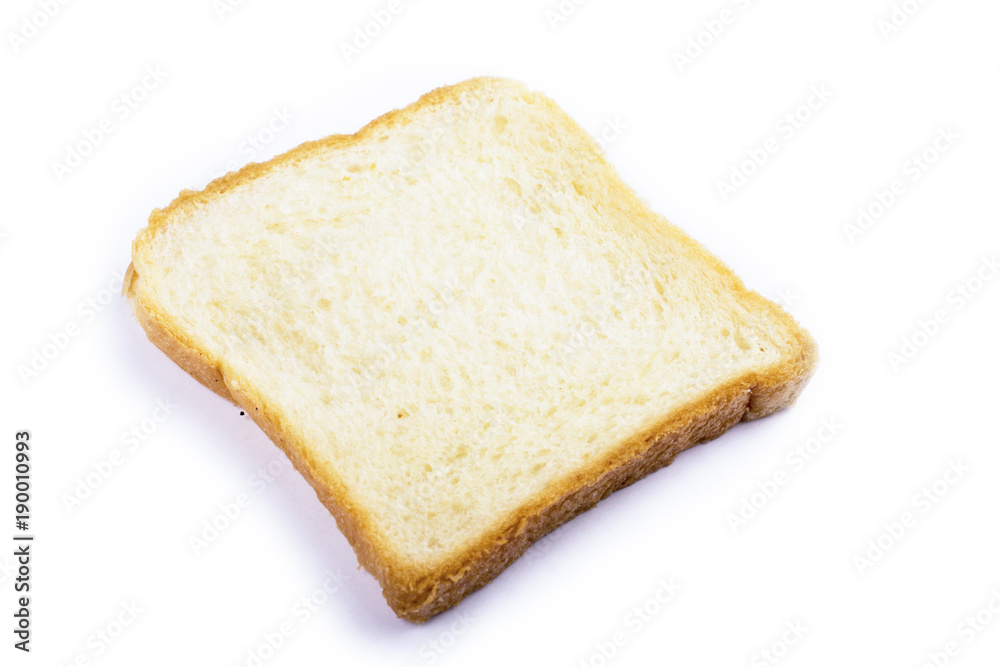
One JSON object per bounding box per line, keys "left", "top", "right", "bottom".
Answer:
{"left": 125, "top": 77, "right": 817, "bottom": 622}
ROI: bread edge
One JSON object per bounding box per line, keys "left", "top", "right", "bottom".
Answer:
{"left": 124, "top": 76, "right": 819, "bottom": 622}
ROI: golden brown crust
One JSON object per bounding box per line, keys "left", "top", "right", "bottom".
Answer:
{"left": 125, "top": 77, "right": 818, "bottom": 622}
{"left": 125, "top": 266, "right": 233, "bottom": 401}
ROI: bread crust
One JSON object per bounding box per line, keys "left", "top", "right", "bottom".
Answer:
{"left": 125, "top": 77, "right": 818, "bottom": 622}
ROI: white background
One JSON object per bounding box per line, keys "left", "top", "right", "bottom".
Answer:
{"left": 2, "top": 0, "right": 999, "bottom": 665}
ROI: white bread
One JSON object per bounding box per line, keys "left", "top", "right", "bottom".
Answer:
{"left": 125, "top": 77, "right": 818, "bottom": 621}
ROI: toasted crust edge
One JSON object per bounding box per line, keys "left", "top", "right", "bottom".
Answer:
{"left": 124, "top": 77, "right": 819, "bottom": 622}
